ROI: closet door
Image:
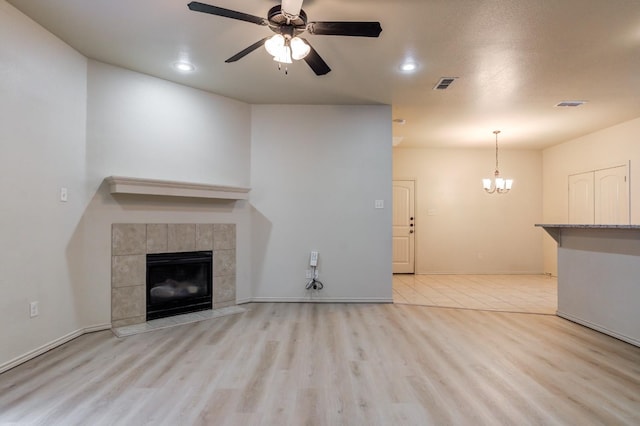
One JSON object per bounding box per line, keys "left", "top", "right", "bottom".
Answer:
{"left": 568, "top": 172, "right": 594, "bottom": 224}
{"left": 594, "top": 165, "right": 629, "bottom": 224}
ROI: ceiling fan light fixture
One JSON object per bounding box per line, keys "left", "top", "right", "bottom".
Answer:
{"left": 273, "top": 45, "right": 293, "bottom": 64}
{"left": 265, "top": 34, "right": 285, "bottom": 57}
{"left": 290, "top": 37, "right": 310, "bottom": 60}
{"left": 188, "top": 1, "right": 382, "bottom": 75}
{"left": 266, "top": 34, "right": 308, "bottom": 62}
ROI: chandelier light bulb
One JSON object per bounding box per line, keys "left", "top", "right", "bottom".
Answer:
{"left": 505, "top": 179, "right": 513, "bottom": 190}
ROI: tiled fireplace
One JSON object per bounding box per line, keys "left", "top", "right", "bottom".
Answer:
{"left": 111, "top": 223, "right": 236, "bottom": 328}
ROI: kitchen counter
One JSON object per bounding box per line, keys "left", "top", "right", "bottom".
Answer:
{"left": 537, "top": 224, "right": 640, "bottom": 346}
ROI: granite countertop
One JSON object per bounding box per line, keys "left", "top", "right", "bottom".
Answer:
{"left": 535, "top": 224, "right": 640, "bottom": 229}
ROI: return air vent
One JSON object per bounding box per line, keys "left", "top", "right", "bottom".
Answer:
{"left": 555, "top": 100, "right": 587, "bottom": 107}
{"left": 433, "top": 77, "right": 457, "bottom": 90}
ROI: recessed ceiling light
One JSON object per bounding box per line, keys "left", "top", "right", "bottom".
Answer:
{"left": 174, "top": 61, "right": 195, "bottom": 72}
{"left": 400, "top": 62, "right": 417, "bottom": 72}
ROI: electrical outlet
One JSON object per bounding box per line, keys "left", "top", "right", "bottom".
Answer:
{"left": 30, "top": 301, "right": 39, "bottom": 318}
{"left": 305, "top": 270, "right": 313, "bottom": 279}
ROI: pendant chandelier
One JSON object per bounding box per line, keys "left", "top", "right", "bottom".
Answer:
{"left": 482, "top": 130, "right": 513, "bottom": 194}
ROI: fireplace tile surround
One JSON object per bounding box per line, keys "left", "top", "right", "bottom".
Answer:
{"left": 111, "top": 223, "right": 236, "bottom": 328}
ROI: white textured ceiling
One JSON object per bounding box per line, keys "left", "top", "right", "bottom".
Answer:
{"left": 7, "top": 0, "right": 640, "bottom": 149}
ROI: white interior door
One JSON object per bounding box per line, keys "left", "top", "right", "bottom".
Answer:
{"left": 392, "top": 180, "right": 415, "bottom": 274}
{"left": 568, "top": 172, "right": 594, "bottom": 224}
{"left": 595, "top": 164, "right": 629, "bottom": 224}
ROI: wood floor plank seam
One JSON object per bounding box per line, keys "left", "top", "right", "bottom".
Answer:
{"left": 1, "top": 301, "right": 639, "bottom": 425}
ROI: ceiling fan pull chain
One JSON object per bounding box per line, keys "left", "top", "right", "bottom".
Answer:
{"left": 275, "top": 62, "right": 289, "bottom": 75}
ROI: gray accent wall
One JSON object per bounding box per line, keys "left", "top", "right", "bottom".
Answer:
{"left": 250, "top": 105, "right": 393, "bottom": 302}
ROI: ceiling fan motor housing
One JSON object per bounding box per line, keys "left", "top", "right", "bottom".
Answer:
{"left": 268, "top": 5, "right": 307, "bottom": 37}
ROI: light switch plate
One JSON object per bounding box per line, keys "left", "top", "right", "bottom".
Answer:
{"left": 375, "top": 200, "right": 384, "bottom": 209}
{"left": 30, "top": 301, "right": 39, "bottom": 318}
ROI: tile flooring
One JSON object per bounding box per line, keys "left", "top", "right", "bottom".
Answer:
{"left": 112, "top": 305, "right": 246, "bottom": 337}
{"left": 393, "top": 274, "right": 557, "bottom": 315}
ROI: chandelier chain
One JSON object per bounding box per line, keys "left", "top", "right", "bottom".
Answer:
{"left": 494, "top": 130, "right": 500, "bottom": 174}
{"left": 483, "top": 130, "right": 513, "bottom": 194}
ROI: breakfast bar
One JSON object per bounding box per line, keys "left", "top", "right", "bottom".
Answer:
{"left": 536, "top": 224, "right": 640, "bottom": 347}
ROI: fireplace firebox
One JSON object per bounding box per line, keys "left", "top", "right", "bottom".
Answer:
{"left": 146, "top": 251, "right": 212, "bottom": 320}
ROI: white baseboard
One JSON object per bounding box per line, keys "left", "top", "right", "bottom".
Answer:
{"left": 413, "top": 271, "right": 548, "bottom": 275}
{"left": 557, "top": 311, "right": 640, "bottom": 348}
{"left": 250, "top": 296, "right": 393, "bottom": 304}
{"left": 1, "top": 296, "right": 393, "bottom": 373}
{"left": 0, "top": 323, "right": 111, "bottom": 374}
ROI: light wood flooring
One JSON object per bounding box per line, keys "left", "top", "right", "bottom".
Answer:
{"left": 2, "top": 302, "right": 639, "bottom": 425}
{"left": 393, "top": 274, "right": 557, "bottom": 314}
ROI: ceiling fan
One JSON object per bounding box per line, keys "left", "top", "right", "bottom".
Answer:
{"left": 187, "top": 0, "right": 382, "bottom": 75}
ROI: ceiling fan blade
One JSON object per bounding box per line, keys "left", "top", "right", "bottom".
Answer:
{"left": 225, "top": 37, "right": 270, "bottom": 63}
{"left": 307, "top": 21, "right": 382, "bottom": 37}
{"left": 301, "top": 40, "right": 331, "bottom": 75}
{"left": 188, "top": 2, "right": 268, "bottom": 26}
{"left": 281, "top": 0, "right": 304, "bottom": 16}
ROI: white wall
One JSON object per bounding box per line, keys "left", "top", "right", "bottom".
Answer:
{"left": 250, "top": 105, "right": 393, "bottom": 301}
{"left": 0, "top": 2, "right": 393, "bottom": 369}
{"left": 0, "top": 2, "right": 254, "bottom": 369}
{"left": 542, "top": 117, "right": 640, "bottom": 274}
{"left": 393, "top": 148, "right": 543, "bottom": 274}
{"left": 80, "top": 61, "right": 253, "bottom": 326}
{"left": 0, "top": 5, "right": 391, "bottom": 370}
{"left": 0, "top": 1, "right": 88, "bottom": 367}
{"left": 85, "top": 61, "right": 251, "bottom": 188}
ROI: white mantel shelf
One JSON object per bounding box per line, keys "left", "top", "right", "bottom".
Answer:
{"left": 105, "top": 176, "right": 250, "bottom": 200}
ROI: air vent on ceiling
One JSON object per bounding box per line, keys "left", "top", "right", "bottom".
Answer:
{"left": 433, "top": 77, "right": 457, "bottom": 90}
{"left": 555, "top": 100, "right": 587, "bottom": 107}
